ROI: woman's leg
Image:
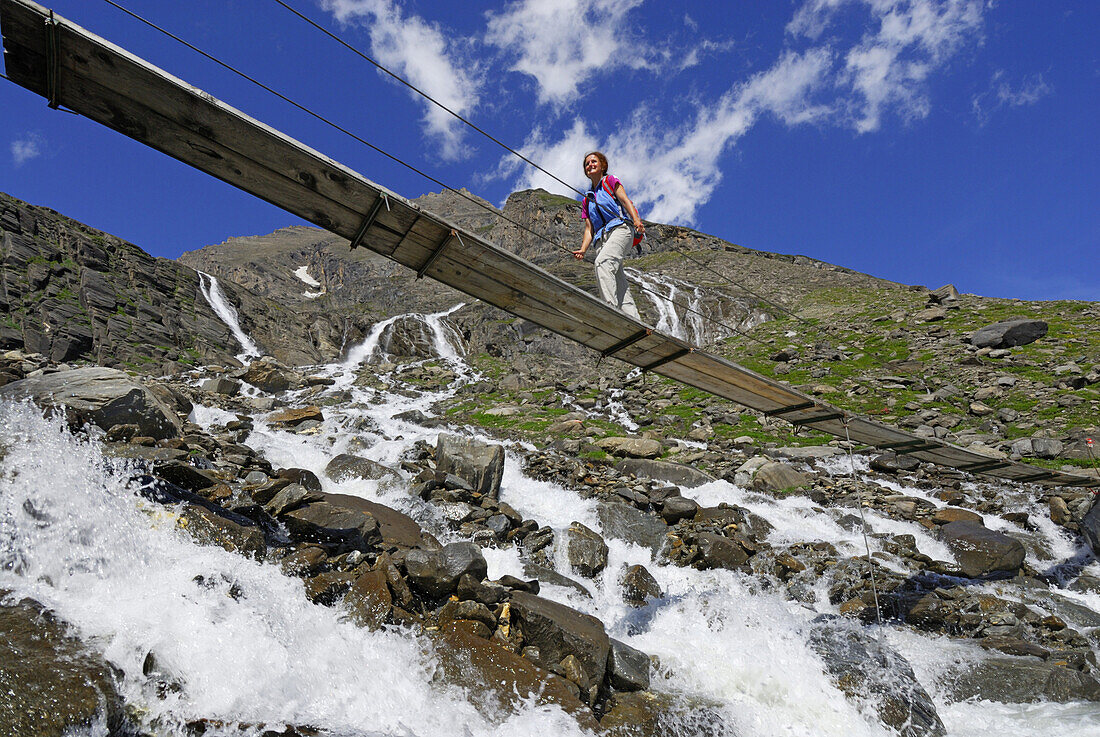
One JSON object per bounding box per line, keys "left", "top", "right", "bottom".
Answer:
{"left": 594, "top": 226, "right": 641, "bottom": 320}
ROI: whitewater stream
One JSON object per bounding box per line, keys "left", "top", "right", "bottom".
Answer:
{"left": 2, "top": 302, "right": 1099, "bottom": 736}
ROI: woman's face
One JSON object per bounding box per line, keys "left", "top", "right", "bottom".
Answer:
{"left": 584, "top": 155, "right": 604, "bottom": 178}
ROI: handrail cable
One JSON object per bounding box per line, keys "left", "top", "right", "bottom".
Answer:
{"left": 95, "top": 0, "right": 776, "bottom": 349}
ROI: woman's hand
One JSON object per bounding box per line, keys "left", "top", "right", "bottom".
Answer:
{"left": 572, "top": 248, "right": 587, "bottom": 260}
{"left": 633, "top": 220, "right": 645, "bottom": 237}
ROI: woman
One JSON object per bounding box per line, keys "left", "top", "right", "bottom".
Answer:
{"left": 573, "top": 151, "right": 645, "bottom": 320}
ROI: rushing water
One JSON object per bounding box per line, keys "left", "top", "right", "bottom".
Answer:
{"left": 3, "top": 307, "right": 1100, "bottom": 736}
{"left": 197, "top": 272, "right": 263, "bottom": 361}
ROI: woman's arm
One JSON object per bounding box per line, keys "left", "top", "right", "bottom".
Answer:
{"left": 573, "top": 218, "right": 594, "bottom": 259}
{"left": 613, "top": 183, "right": 645, "bottom": 237}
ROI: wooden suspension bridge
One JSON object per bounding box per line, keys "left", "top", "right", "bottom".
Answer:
{"left": 2, "top": 0, "right": 1096, "bottom": 488}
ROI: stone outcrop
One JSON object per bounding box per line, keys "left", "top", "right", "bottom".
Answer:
{"left": 969, "top": 319, "right": 1048, "bottom": 349}
{"left": 0, "top": 366, "right": 182, "bottom": 438}
{"left": 435, "top": 433, "right": 506, "bottom": 499}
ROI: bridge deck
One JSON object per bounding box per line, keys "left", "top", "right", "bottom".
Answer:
{"left": 3, "top": 0, "right": 1095, "bottom": 488}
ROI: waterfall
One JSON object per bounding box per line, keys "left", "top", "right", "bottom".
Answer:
{"left": 626, "top": 268, "right": 770, "bottom": 346}
{"left": 342, "top": 303, "right": 465, "bottom": 370}
{"left": 197, "top": 272, "right": 261, "bottom": 361}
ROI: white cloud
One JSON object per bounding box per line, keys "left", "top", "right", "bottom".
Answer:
{"left": 790, "top": 0, "right": 985, "bottom": 132}
{"left": 503, "top": 49, "right": 834, "bottom": 224}
{"left": 484, "top": 0, "right": 650, "bottom": 108}
{"left": 11, "top": 133, "right": 43, "bottom": 166}
{"left": 320, "top": 0, "right": 480, "bottom": 160}
{"left": 972, "top": 70, "right": 1052, "bottom": 124}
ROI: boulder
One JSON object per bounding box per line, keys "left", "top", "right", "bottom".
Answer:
{"left": 941, "top": 657, "right": 1100, "bottom": 703}
{"left": 431, "top": 621, "right": 598, "bottom": 730}
{"left": 659, "top": 495, "right": 699, "bottom": 525}
{"left": 595, "top": 436, "right": 663, "bottom": 459}
{"left": 694, "top": 505, "right": 774, "bottom": 539}
{"left": 326, "top": 493, "right": 438, "bottom": 550}
{"left": 1081, "top": 501, "right": 1100, "bottom": 557}
{"left": 614, "top": 458, "right": 716, "bottom": 488}
{"left": 693, "top": 533, "right": 750, "bottom": 570}
{"left": 597, "top": 501, "right": 669, "bottom": 555}
{"left": 607, "top": 638, "right": 651, "bottom": 692}
{"left": 752, "top": 461, "right": 811, "bottom": 492}
{"left": 200, "top": 376, "right": 240, "bottom": 396}
{"left": 970, "top": 319, "right": 1048, "bottom": 349}
{"left": 929, "top": 284, "right": 960, "bottom": 304}
{"left": 565, "top": 522, "right": 609, "bottom": 578}
{"left": 240, "top": 360, "right": 298, "bottom": 392}
{"left": 939, "top": 521, "right": 1025, "bottom": 578}
{"left": 930, "top": 507, "right": 983, "bottom": 525}
{"left": 0, "top": 598, "right": 127, "bottom": 736}
{"left": 268, "top": 406, "right": 324, "bottom": 427}
{"left": 343, "top": 568, "right": 392, "bottom": 629}
{"left": 808, "top": 617, "right": 945, "bottom": 737}
{"left": 509, "top": 591, "right": 611, "bottom": 690}
{"left": 436, "top": 433, "right": 505, "bottom": 499}
{"left": 620, "top": 565, "right": 663, "bottom": 607}
{"left": 0, "top": 366, "right": 181, "bottom": 439}
{"left": 870, "top": 453, "right": 921, "bottom": 474}
{"left": 178, "top": 503, "right": 266, "bottom": 559}
{"left": 324, "top": 453, "right": 401, "bottom": 484}
{"left": 280, "top": 501, "right": 381, "bottom": 552}
{"left": 404, "top": 542, "right": 487, "bottom": 598}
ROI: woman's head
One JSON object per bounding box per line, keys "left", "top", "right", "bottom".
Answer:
{"left": 583, "top": 151, "right": 608, "bottom": 178}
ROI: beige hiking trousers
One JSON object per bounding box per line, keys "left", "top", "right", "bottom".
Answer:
{"left": 593, "top": 224, "right": 641, "bottom": 320}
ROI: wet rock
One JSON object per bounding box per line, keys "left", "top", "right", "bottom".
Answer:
{"left": 809, "top": 617, "right": 945, "bottom": 737}
{"left": 565, "top": 522, "right": 609, "bottom": 578}
{"left": 870, "top": 453, "right": 921, "bottom": 474}
{"left": 693, "top": 532, "right": 751, "bottom": 570}
{"left": 621, "top": 564, "right": 663, "bottom": 607}
{"left": 509, "top": 590, "right": 611, "bottom": 689}
{"left": 240, "top": 360, "right": 298, "bottom": 392}
{"left": 178, "top": 503, "right": 266, "bottom": 559}
{"left": 436, "top": 433, "right": 505, "bottom": 499}
{"left": 599, "top": 691, "right": 733, "bottom": 736}
{"left": 268, "top": 406, "right": 324, "bottom": 427}
{"left": 432, "top": 620, "right": 598, "bottom": 730}
{"left": 969, "top": 319, "right": 1048, "bottom": 349}
{"left": 324, "top": 453, "right": 401, "bottom": 483}
{"left": 264, "top": 483, "right": 323, "bottom": 517}
{"left": 0, "top": 598, "right": 127, "bottom": 736}
{"left": 328, "top": 493, "right": 438, "bottom": 550}
{"left": 201, "top": 376, "right": 240, "bottom": 395}
{"left": 597, "top": 501, "right": 669, "bottom": 555}
{"left": 404, "top": 541, "right": 488, "bottom": 598}
{"left": 752, "top": 461, "right": 811, "bottom": 492}
{"left": 155, "top": 460, "right": 219, "bottom": 493}
{"left": 659, "top": 495, "right": 699, "bottom": 525}
{"left": 595, "top": 436, "right": 663, "bottom": 459}
{"left": 607, "top": 638, "right": 651, "bottom": 692}
{"left": 281, "top": 501, "right": 381, "bottom": 552}
{"left": 277, "top": 467, "right": 323, "bottom": 492}
{"left": 941, "top": 657, "right": 1100, "bottom": 703}
{"left": 930, "top": 507, "right": 983, "bottom": 525}
{"left": 614, "top": 458, "right": 716, "bottom": 488}
{"left": 0, "top": 366, "right": 182, "bottom": 438}
{"left": 1081, "top": 501, "right": 1100, "bottom": 557}
{"left": 939, "top": 521, "right": 1025, "bottom": 578}
{"left": 694, "top": 505, "right": 774, "bottom": 539}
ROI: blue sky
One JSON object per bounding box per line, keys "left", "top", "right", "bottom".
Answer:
{"left": 2, "top": 0, "right": 1097, "bottom": 300}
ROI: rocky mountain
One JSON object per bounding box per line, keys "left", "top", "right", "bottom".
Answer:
{"left": 0, "top": 192, "right": 330, "bottom": 370}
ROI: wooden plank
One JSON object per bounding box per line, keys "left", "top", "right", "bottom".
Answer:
{"left": 1, "top": 1, "right": 422, "bottom": 237}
